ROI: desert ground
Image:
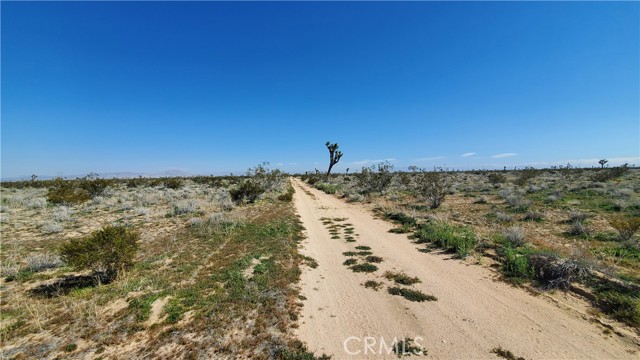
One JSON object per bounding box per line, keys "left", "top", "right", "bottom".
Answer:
{"left": 1, "top": 166, "right": 639, "bottom": 359}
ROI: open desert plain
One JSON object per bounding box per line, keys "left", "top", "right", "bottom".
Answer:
{"left": 2, "top": 1, "right": 639, "bottom": 359}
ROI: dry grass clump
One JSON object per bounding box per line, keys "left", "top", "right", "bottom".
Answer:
{"left": 25, "top": 253, "right": 64, "bottom": 273}
{"left": 501, "top": 227, "right": 526, "bottom": 248}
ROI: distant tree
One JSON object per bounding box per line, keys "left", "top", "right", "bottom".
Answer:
{"left": 346, "top": 168, "right": 350, "bottom": 174}
{"left": 325, "top": 141, "right": 343, "bottom": 178}
{"left": 599, "top": 159, "right": 608, "bottom": 168}
{"left": 31, "top": 174, "right": 38, "bottom": 182}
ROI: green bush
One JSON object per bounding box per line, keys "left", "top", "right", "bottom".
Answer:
{"left": 416, "top": 172, "right": 451, "bottom": 209}
{"left": 230, "top": 179, "right": 265, "bottom": 204}
{"left": 278, "top": 185, "right": 295, "bottom": 202}
{"left": 595, "top": 287, "right": 640, "bottom": 328}
{"left": 59, "top": 225, "right": 140, "bottom": 281}
{"left": 501, "top": 247, "right": 534, "bottom": 280}
{"left": 609, "top": 216, "right": 640, "bottom": 242}
{"left": 384, "top": 212, "right": 417, "bottom": 226}
{"left": 357, "top": 161, "right": 394, "bottom": 194}
{"left": 514, "top": 167, "right": 538, "bottom": 186}
{"left": 487, "top": 173, "right": 506, "bottom": 185}
{"left": 162, "top": 178, "right": 183, "bottom": 190}
{"left": 315, "top": 182, "right": 338, "bottom": 194}
{"left": 47, "top": 177, "right": 91, "bottom": 205}
{"left": 591, "top": 164, "right": 630, "bottom": 182}
{"left": 47, "top": 175, "right": 111, "bottom": 205}
{"left": 415, "top": 221, "right": 476, "bottom": 258}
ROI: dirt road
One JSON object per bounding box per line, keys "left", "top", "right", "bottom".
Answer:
{"left": 292, "top": 178, "right": 639, "bottom": 359}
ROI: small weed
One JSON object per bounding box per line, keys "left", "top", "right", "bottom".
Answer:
{"left": 392, "top": 337, "right": 428, "bottom": 357}
{"left": 388, "top": 287, "right": 437, "bottom": 302}
{"left": 491, "top": 346, "right": 525, "bottom": 360}
{"left": 350, "top": 263, "right": 378, "bottom": 273}
{"left": 384, "top": 271, "right": 421, "bottom": 285}
{"left": 343, "top": 259, "right": 357, "bottom": 266}
{"left": 302, "top": 255, "right": 319, "bottom": 269}
{"left": 63, "top": 343, "right": 78, "bottom": 353}
{"left": 364, "top": 280, "right": 384, "bottom": 291}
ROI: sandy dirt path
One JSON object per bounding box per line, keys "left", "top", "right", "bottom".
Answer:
{"left": 292, "top": 178, "right": 639, "bottom": 359}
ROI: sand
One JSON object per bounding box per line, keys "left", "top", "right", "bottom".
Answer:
{"left": 292, "top": 178, "right": 639, "bottom": 359}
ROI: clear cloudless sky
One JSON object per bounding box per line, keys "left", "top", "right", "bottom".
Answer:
{"left": 2, "top": 1, "right": 639, "bottom": 178}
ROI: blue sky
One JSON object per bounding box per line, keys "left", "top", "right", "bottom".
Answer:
{"left": 2, "top": 1, "right": 638, "bottom": 178}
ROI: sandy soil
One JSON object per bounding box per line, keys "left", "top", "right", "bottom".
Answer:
{"left": 292, "top": 178, "right": 639, "bottom": 359}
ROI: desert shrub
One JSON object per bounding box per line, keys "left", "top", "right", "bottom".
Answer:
{"left": 473, "top": 196, "right": 487, "bottom": 204}
{"left": 568, "top": 210, "right": 588, "bottom": 223}
{"left": 47, "top": 177, "right": 91, "bottom": 205}
{"left": 501, "top": 227, "right": 526, "bottom": 248}
{"left": 357, "top": 161, "right": 394, "bottom": 194}
{"left": 46, "top": 174, "right": 110, "bottom": 205}
{"left": 25, "top": 253, "right": 63, "bottom": 273}
{"left": 365, "top": 255, "right": 383, "bottom": 263}
{"left": 569, "top": 220, "right": 590, "bottom": 237}
{"left": 52, "top": 206, "right": 72, "bottom": 222}
{"left": 528, "top": 254, "right": 589, "bottom": 290}
{"left": 387, "top": 287, "right": 437, "bottom": 302}
{"left": 126, "top": 177, "right": 147, "bottom": 188}
{"left": 609, "top": 217, "right": 640, "bottom": 242}
{"left": 487, "top": 173, "right": 506, "bottom": 185}
{"left": 248, "top": 162, "right": 284, "bottom": 192}
{"left": 172, "top": 201, "right": 198, "bottom": 215}
{"left": 345, "top": 192, "right": 365, "bottom": 203}
{"left": 134, "top": 207, "right": 150, "bottom": 216}
{"left": 27, "top": 198, "right": 47, "bottom": 209}
{"left": 595, "top": 286, "right": 640, "bottom": 328}
{"left": 42, "top": 221, "right": 63, "bottom": 234}
{"left": 306, "top": 176, "right": 320, "bottom": 185}
{"left": 522, "top": 211, "right": 543, "bottom": 222}
{"left": 79, "top": 175, "right": 111, "bottom": 197}
{"left": 315, "top": 182, "right": 338, "bottom": 194}
{"left": 591, "top": 164, "right": 630, "bottom": 182}
{"left": 416, "top": 172, "right": 451, "bottom": 209}
{"left": 495, "top": 212, "right": 514, "bottom": 223}
{"left": 59, "top": 225, "right": 139, "bottom": 281}
{"left": 278, "top": 185, "right": 295, "bottom": 202}
{"left": 505, "top": 195, "right": 531, "bottom": 212}
{"left": 187, "top": 218, "right": 204, "bottom": 227}
{"left": 162, "top": 178, "right": 183, "bottom": 190}
{"left": 514, "top": 167, "right": 538, "bottom": 186}
{"left": 230, "top": 179, "right": 265, "bottom": 204}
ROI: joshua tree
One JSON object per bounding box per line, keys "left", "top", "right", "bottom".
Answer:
{"left": 346, "top": 168, "right": 350, "bottom": 174}
{"left": 599, "top": 159, "right": 608, "bottom": 168}
{"left": 31, "top": 174, "right": 38, "bottom": 182}
{"left": 325, "top": 141, "right": 343, "bottom": 178}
